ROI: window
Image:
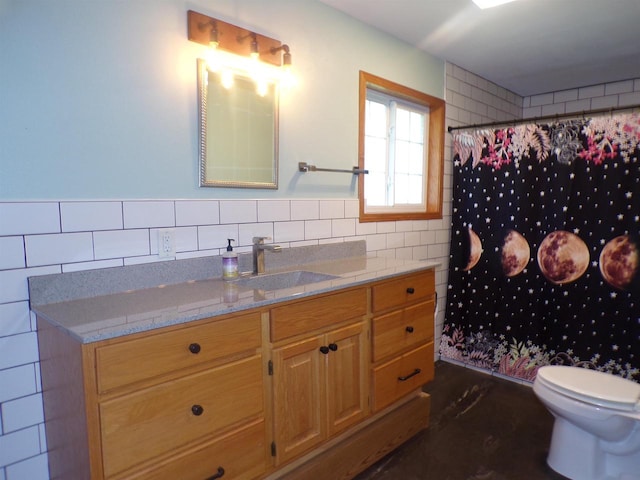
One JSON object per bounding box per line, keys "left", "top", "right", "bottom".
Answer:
{"left": 358, "top": 71, "right": 445, "bottom": 222}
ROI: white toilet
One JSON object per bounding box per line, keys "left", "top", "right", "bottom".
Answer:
{"left": 533, "top": 365, "right": 640, "bottom": 480}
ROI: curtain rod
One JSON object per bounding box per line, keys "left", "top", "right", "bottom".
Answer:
{"left": 447, "top": 103, "right": 640, "bottom": 133}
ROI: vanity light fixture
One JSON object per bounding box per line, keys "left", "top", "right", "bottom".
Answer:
{"left": 187, "top": 10, "right": 295, "bottom": 94}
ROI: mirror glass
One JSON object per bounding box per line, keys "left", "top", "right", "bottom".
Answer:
{"left": 198, "top": 59, "right": 279, "bottom": 189}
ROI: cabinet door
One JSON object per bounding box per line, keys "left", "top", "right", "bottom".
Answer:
{"left": 272, "top": 336, "right": 326, "bottom": 465}
{"left": 325, "top": 322, "right": 368, "bottom": 437}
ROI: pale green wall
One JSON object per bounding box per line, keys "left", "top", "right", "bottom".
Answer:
{"left": 0, "top": 0, "right": 444, "bottom": 200}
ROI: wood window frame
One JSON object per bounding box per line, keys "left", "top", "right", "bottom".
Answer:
{"left": 358, "top": 71, "right": 445, "bottom": 222}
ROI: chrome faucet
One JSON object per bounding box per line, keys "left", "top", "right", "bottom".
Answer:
{"left": 252, "top": 237, "right": 281, "bottom": 274}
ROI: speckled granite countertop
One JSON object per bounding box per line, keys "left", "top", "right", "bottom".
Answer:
{"left": 29, "top": 241, "right": 438, "bottom": 344}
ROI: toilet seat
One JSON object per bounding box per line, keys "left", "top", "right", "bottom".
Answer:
{"left": 536, "top": 366, "right": 640, "bottom": 411}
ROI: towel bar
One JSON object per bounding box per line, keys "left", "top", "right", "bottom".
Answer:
{"left": 298, "top": 162, "right": 368, "bottom": 175}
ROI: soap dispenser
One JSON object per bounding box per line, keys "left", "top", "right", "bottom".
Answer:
{"left": 222, "top": 239, "right": 238, "bottom": 280}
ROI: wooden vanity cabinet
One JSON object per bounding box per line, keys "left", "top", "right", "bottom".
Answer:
{"left": 269, "top": 288, "right": 369, "bottom": 466}
{"left": 37, "top": 310, "right": 268, "bottom": 480}
{"left": 38, "top": 267, "right": 437, "bottom": 480}
{"left": 371, "top": 269, "right": 436, "bottom": 411}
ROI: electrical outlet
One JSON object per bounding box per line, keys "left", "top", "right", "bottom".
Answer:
{"left": 158, "top": 229, "right": 176, "bottom": 258}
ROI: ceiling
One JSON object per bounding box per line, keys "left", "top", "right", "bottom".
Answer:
{"left": 318, "top": 0, "right": 640, "bottom": 97}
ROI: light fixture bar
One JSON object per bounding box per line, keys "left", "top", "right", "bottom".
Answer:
{"left": 472, "top": 0, "right": 518, "bottom": 9}
{"left": 187, "top": 10, "right": 283, "bottom": 66}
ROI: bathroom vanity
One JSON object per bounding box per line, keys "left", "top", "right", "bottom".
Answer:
{"left": 32, "top": 247, "right": 437, "bottom": 480}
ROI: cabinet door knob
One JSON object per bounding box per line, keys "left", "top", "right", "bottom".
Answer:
{"left": 206, "top": 467, "right": 225, "bottom": 479}
{"left": 191, "top": 404, "right": 204, "bottom": 416}
{"left": 328, "top": 343, "right": 338, "bottom": 351}
{"left": 398, "top": 368, "right": 421, "bottom": 381}
{"left": 188, "top": 343, "right": 201, "bottom": 354}
{"left": 319, "top": 346, "right": 330, "bottom": 354}
{"left": 406, "top": 287, "right": 415, "bottom": 294}
{"left": 405, "top": 326, "right": 414, "bottom": 333}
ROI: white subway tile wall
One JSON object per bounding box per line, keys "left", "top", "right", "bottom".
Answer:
{"left": 123, "top": 201, "right": 175, "bottom": 229}
{"left": 522, "top": 77, "right": 640, "bottom": 118}
{"left": 0, "top": 365, "right": 37, "bottom": 404}
{"left": 2, "top": 68, "right": 638, "bottom": 478}
{"left": 0, "top": 238, "right": 25, "bottom": 271}
{"left": 25, "top": 232, "right": 94, "bottom": 267}
{"left": 175, "top": 200, "right": 220, "bottom": 226}
{"left": 60, "top": 201, "right": 123, "bottom": 232}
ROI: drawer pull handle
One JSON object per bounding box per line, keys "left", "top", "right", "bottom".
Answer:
{"left": 405, "top": 326, "right": 414, "bottom": 333}
{"left": 206, "top": 467, "right": 225, "bottom": 479}
{"left": 319, "top": 346, "right": 330, "bottom": 354}
{"left": 328, "top": 343, "right": 338, "bottom": 351}
{"left": 191, "top": 404, "right": 204, "bottom": 416}
{"left": 188, "top": 343, "right": 201, "bottom": 354}
{"left": 398, "top": 368, "right": 421, "bottom": 381}
{"left": 406, "top": 287, "right": 415, "bottom": 294}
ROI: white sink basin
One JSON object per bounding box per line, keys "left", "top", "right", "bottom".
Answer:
{"left": 235, "top": 271, "right": 339, "bottom": 291}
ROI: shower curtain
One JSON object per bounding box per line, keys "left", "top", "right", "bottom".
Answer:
{"left": 440, "top": 113, "right": 640, "bottom": 382}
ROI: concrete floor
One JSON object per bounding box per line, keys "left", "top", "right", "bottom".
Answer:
{"left": 355, "top": 361, "right": 568, "bottom": 480}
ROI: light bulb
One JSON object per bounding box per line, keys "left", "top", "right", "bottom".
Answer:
{"left": 221, "top": 69, "right": 234, "bottom": 89}
{"left": 256, "top": 79, "right": 268, "bottom": 97}
{"left": 206, "top": 45, "right": 220, "bottom": 72}
{"left": 279, "top": 65, "right": 296, "bottom": 90}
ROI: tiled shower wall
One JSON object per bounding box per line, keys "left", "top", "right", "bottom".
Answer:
{"left": 523, "top": 78, "right": 640, "bottom": 116}
{"left": 0, "top": 62, "right": 526, "bottom": 479}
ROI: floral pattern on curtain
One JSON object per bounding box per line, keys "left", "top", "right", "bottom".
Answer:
{"left": 440, "top": 113, "right": 640, "bottom": 382}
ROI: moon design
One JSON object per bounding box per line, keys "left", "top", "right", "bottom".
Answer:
{"left": 537, "top": 231, "right": 589, "bottom": 284}
{"left": 599, "top": 235, "right": 639, "bottom": 290}
{"left": 464, "top": 228, "right": 483, "bottom": 271}
{"left": 501, "top": 230, "right": 530, "bottom": 277}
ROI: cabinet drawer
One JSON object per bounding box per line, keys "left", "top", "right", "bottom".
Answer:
{"left": 372, "top": 300, "right": 434, "bottom": 362}
{"left": 100, "top": 355, "right": 263, "bottom": 478}
{"left": 372, "top": 270, "right": 435, "bottom": 313}
{"left": 96, "top": 311, "right": 261, "bottom": 393}
{"left": 126, "top": 419, "right": 267, "bottom": 480}
{"left": 270, "top": 288, "right": 367, "bottom": 341}
{"left": 372, "top": 342, "right": 434, "bottom": 412}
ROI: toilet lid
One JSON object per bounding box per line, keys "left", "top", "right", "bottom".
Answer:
{"left": 537, "top": 366, "right": 640, "bottom": 410}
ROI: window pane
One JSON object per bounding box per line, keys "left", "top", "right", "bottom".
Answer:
{"left": 408, "top": 174, "right": 424, "bottom": 203}
{"left": 409, "top": 143, "right": 424, "bottom": 175}
{"left": 394, "top": 174, "right": 409, "bottom": 204}
{"left": 365, "top": 172, "right": 388, "bottom": 206}
{"left": 410, "top": 111, "right": 425, "bottom": 142}
{"left": 365, "top": 137, "right": 387, "bottom": 172}
{"left": 395, "top": 108, "right": 411, "bottom": 141}
{"left": 395, "top": 141, "right": 410, "bottom": 173}
{"left": 365, "top": 100, "right": 387, "bottom": 137}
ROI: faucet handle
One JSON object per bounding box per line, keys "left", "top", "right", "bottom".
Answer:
{"left": 253, "top": 236, "right": 272, "bottom": 244}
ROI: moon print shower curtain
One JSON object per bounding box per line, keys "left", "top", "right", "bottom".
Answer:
{"left": 440, "top": 113, "right": 640, "bottom": 382}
